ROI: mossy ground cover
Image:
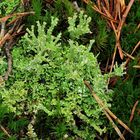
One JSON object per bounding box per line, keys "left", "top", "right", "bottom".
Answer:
{"left": 0, "top": 0, "right": 140, "bottom": 139}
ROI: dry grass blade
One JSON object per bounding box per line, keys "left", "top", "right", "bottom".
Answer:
{"left": 115, "top": 0, "right": 126, "bottom": 20}
{"left": 0, "top": 22, "right": 6, "bottom": 38}
{"left": 105, "top": 58, "right": 110, "bottom": 73}
{"left": 120, "top": 0, "right": 126, "bottom": 12}
{"left": 134, "top": 23, "right": 140, "bottom": 33}
{"left": 117, "top": 0, "right": 134, "bottom": 33}
{"left": 0, "top": 19, "right": 18, "bottom": 48}
{"left": 123, "top": 50, "right": 135, "bottom": 60}
{"left": 131, "top": 41, "right": 140, "bottom": 55}
{"left": 0, "top": 27, "right": 14, "bottom": 47}
{"left": 109, "top": 44, "right": 117, "bottom": 80}
{"left": 125, "top": 41, "right": 140, "bottom": 67}
{"left": 103, "top": 0, "right": 110, "bottom": 11}
{"left": 3, "top": 42, "right": 13, "bottom": 81}
{"left": 0, "top": 12, "right": 34, "bottom": 22}
{"left": 110, "top": 0, "right": 114, "bottom": 13}
{"left": 104, "top": 110, "right": 125, "bottom": 140}
{"left": 0, "top": 125, "right": 11, "bottom": 138}
{"left": 103, "top": 102, "right": 133, "bottom": 134}
{"left": 0, "top": 12, "right": 34, "bottom": 48}
{"left": 118, "top": 100, "right": 139, "bottom": 140}
{"left": 133, "top": 65, "right": 140, "bottom": 69}
{"left": 84, "top": 80, "right": 133, "bottom": 139}
{"left": 117, "top": 41, "right": 123, "bottom": 60}
{"left": 97, "top": 0, "right": 101, "bottom": 11}
{"left": 130, "top": 101, "right": 139, "bottom": 122}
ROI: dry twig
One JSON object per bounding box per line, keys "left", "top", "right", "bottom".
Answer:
{"left": 84, "top": 80, "right": 133, "bottom": 140}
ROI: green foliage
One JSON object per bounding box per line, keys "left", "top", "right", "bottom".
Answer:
{"left": 0, "top": 0, "right": 139, "bottom": 139}
{"left": 0, "top": 55, "right": 7, "bottom": 75}
{"left": 68, "top": 11, "right": 91, "bottom": 40}
{"left": 85, "top": 4, "right": 113, "bottom": 60}
{"left": 0, "top": 110, "right": 28, "bottom": 139}
{"left": 1, "top": 81, "right": 28, "bottom": 114}
{"left": 32, "top": 0, "right": 42, "bottom": 18}
{"left": 0, "top": 0, "right": 20, "bottom": 16}
{"left": 28, "top": 0, "right": 75, "bottom": 25}
{"left": 27, "top": 0, "right": 52, "bottom": 26}
{"left": 111, "top": 61, "right": 140, "bottom": 139}
{"left": 121, "top": 23, "right": 140, "bottom": 53}
{"left": 120, "top": 0, "right": 140, "bottom": 53}
{"left": 95, "top": 19, "right": 108, "bottom": 50}
{"left": 54, "top": 0, "right": 75, "bottom": 17}
{"left": 30, "top": 0, "right": 43, "bottom": 22}
{"left": 0, "top": 11, "right": 123, "bottom": 139}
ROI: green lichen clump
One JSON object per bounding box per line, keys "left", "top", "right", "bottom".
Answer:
{"left": 0, "top": 12, "right": 123, "bottom": 139}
